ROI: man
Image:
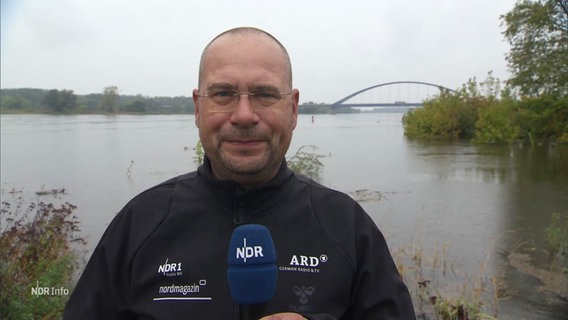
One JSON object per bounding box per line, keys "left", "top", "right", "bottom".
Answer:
{"left": 64, "top": 27, "right": 415, "bottom": 319}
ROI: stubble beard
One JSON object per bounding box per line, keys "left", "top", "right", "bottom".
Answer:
{"left": 206, "top": 129, "right": 284, "bottom": 181}
{"left": 219, "top": 148, "right": 274, "bottom": 176}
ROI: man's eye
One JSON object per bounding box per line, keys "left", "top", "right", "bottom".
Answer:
{"left": 254, "top": 91, "right": 279, "bottom": 99}
{"left": 212, "top": 91, "right": 233, "bottom": 97}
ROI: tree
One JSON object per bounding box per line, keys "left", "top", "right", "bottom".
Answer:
{"left": 101, "top": 86, "right": 118, "bottom": 113}
{"left": 0, "top": 94, "right": 31, "bottom": 110}
{"left": 501, "top": 0, "right": 568, "bottom": 97}
{"left": 42, "top": 89, "right": 78, "bottom": 113}
{"left": 123, "top": 99, "right": 146, "bottom": 113}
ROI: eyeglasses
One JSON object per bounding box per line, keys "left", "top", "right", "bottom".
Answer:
{"left": 197, "top": 88, "right": 292, "bottom": 112}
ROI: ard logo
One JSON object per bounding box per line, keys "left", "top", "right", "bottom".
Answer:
{"left": 289, "top": 254, "right": 328, "bottom": 267}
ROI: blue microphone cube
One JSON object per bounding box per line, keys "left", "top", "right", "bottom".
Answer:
{"left": 227, "top": 224, "right": 278, "bottom": 304}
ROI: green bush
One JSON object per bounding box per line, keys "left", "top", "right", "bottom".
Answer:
{"left": 287, "top": 145, "right": 325, "bottom": 178}
{"left": 517, "top": 96, "right": 568, "bottom": 143}
{"left": 403, "top": 74, "right": 568, "bottom": 145}
{"left": 0, "top": 201, "right": 83, "bottom": 320}
{"left": 473, "top": 98, "right": 521, "bottom": 144}
{"left": 403, "top": 90, "right": 479, "bottom": 140}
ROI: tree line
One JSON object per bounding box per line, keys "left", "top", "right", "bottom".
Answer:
{"left": 0, "top": 87, "right": 196, "bottom": 114}
{"left": 403, "top": 0, "right": 568, "bottom": 144}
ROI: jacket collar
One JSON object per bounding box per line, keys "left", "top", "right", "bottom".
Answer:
{"left": 196, "top": 157, "right": 295, "bottom": 221}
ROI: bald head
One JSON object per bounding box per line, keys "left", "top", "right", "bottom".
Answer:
{"left": 198, "top": 27, "right": 293, "bottom": 89}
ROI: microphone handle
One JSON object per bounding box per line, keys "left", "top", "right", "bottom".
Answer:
{"left": 240, "top": 303, "right": 267, "bottom": 320}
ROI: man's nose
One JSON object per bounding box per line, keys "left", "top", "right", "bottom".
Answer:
{"left": 230, "top": 94, "right": 260, "bottom": 125}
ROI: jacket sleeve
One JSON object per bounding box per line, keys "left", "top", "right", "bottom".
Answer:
{"left": 345, "top": 205, "right": 416, "bottom": 319}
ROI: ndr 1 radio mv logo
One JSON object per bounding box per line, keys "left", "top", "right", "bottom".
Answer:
{"left": 31, "top": 281, "right": 70, "bottom": 296}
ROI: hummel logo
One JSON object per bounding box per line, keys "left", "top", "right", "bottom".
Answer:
{"left": 293, "top": 286, "right": 315, "bottom": 304}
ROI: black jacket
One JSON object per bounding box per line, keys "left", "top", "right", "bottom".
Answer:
{"left": 64, "top": 159, "right": 415, "bottom": 319}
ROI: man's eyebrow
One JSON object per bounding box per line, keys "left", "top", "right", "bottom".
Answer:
{"left": 205, "top": 83, "right": 282, "bottom": 92}
{"left": 206, "top": 83, "right": 236, "bottom": 91}
{"left": 249, "top": 84, "right": 280, "bottom": 92}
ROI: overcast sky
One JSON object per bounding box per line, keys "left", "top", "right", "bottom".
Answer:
{"left": 1, "top": 0, "right": 517, "bottom": 103}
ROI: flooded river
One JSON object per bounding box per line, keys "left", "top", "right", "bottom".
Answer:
{"left": 1, "top": 113, "right": 566, "bottom": 318}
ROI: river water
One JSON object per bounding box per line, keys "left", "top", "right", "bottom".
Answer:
{"left": 1, "top": 113, "right": 567, "bottom": 318}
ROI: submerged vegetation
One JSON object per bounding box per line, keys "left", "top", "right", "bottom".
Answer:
{"left": 394, "top": 240, "right": 503, "bottom": 320}
{"left": 403, "top": 73, "right": 568, "bottom": 145}
{"left": 546, "top": 212, "right": 568, "bottom": 269}
{"left": 192, "top": 140, "right": 205, "bottom": 165}
{"left": 286, "top": 145, "right": 326, "bottom": 178}
{"left": 0, "top": 200, "right": 83, "bottom": 320}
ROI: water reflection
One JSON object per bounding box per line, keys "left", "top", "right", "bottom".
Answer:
{"left": 401, "top": 139, "right": 568, "bottom": 318}
{"left": 500, "top": 144, "right": 568, "bottom": 317}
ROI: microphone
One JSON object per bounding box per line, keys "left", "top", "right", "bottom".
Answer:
{"left": 227, "top": 224, "right": 278, "bottom": 320}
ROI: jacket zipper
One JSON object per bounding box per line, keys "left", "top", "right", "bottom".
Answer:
{"left": 234, "top": 197, "right": 245, "bottom": 225}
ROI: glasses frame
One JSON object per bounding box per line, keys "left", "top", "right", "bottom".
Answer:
{"left": 197, "top": 88, "right": 292, "bottom": 113}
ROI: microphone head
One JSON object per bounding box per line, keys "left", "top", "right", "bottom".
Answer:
{"left": 227, "top": 224, "right": 278, "bottom": 304}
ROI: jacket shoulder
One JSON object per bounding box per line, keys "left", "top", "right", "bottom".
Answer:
{"left": 103, "top": 172, "right": 198, "bottom": 252}
{"left": 127, "top": 172, "right": 196, "bottom": 209}
{"left": 294, "top": 174, "right": 360, "bottom": 215}
{"left": 293, "top": 175, "right": 365, "bottom": 256}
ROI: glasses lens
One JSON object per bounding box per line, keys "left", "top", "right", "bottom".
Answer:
{"left": 251, "top": 90, "right": 281, "bottom": 107}
{"left": 208, "top": 90, "right": 235, "bottom": 105}
{"left": 204, "top": 90, "right": 235, "bottom": 112}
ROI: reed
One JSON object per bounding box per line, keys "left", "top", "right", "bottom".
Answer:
{"left": 393, "top": 241, "right": 504, "bottom": 320}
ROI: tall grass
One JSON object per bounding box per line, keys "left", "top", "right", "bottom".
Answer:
{"left": 0, "top": 200, "right": 83, "bottom": 320}
{"left": 393, "top": 241, "right": 504, "bottom": 320}
{"left": 545, "top": 212, "right": 568, "bottom": 270}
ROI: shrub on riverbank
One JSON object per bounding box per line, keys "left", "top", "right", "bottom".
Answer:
{"left": 287, "top": 145, "right": 326, "bottom": 178}
{"left": 0, "top": 200, "right": 83, "bottom": 319}
{"left": 403, "top": 75, "right": 568, "bottom": 144}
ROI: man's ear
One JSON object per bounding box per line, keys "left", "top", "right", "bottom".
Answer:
{"left": 193, "top": 89, "right": 200, "bottom": 128}
{"left": 291, "top": 88, "right": 299, "bottom": 129}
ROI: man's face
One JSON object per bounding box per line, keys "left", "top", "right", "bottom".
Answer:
{"left": 193, "top": 33, "right": 299, "bottom": 187}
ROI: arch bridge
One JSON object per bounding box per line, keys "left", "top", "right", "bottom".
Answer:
{"left": 329, "top": 81, "right": 456, "bottom": 109}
